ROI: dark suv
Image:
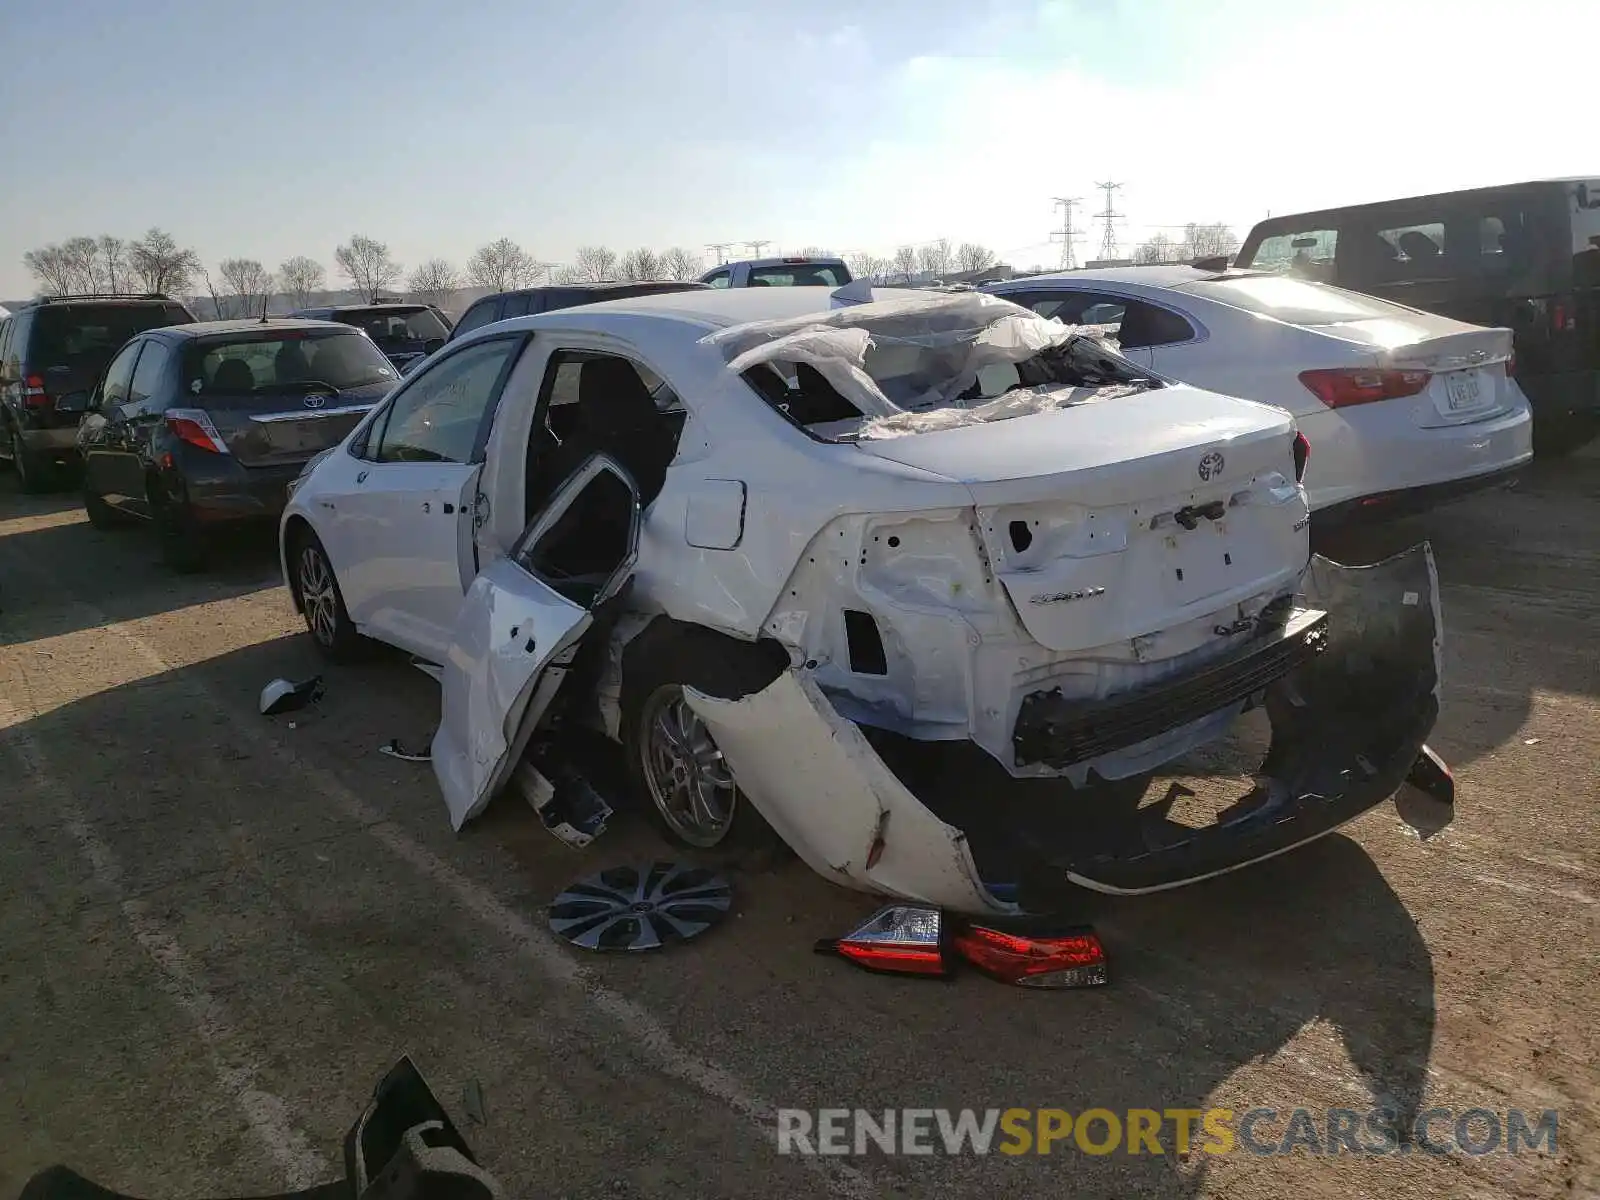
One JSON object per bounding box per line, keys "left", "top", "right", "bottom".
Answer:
{"left": 73, "top": 318, "right": 399, "bottom": 571}
{"left": 0, "top": 293, "right": 197, "bottom": 490}
{"left": 288, "top": 301, "right": 453, "bottom": 374}
{"left": 447, "top": 281, "right": 710, "bottom": 343}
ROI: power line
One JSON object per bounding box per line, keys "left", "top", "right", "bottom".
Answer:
{"left": 1049, "top": 196, "right": 1083, "bottom": 270}
{"left": 704, "top": 243, "right": 736, "bottom": 265}
{"left": 1094, "top": 181, "right": 1124, "bottom": 262}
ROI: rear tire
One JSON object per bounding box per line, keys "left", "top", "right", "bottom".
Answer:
{"left": 621, "top": 622, "right": 789, "bottom": 868}
{"left": 10, "top": 428, "right": 52, "bottom": 494}
{"left": 82, "top": 481, "right": 126, "bottom": 529}
{"left": 150, "top": 483, "right": 206, "bottom": 573}
{"left": 292, "top": 528, "right": 366, "bottom": 661}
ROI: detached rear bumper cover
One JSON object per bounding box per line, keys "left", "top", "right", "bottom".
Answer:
{"left": 684, "top": 545, "right": 1442, "bottom": 912}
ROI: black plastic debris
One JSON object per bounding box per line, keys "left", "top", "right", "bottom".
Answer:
{"left": 515, "top": 753, "right": 613, "bottom": 848}
{"left": 379, "top": 738, "right": 431, "bottom": 763}
{"left": 461, "top": 1079, "right": 488, "bottom": 1127}
{"left": 258, "top": 675, "right": 324, "bottom": 716}
{"left": 548, "top": 863, "right": 732, "bottom": 952}
{"left": 1406, "top": 743, "right": 1455, "bottom": 805}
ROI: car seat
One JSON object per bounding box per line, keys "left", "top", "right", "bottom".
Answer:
{"left": 211, "top": 359, "right": 255, "bottom": 392}
{"left": 539, "top": 358, "right": 675, "bottom": 507}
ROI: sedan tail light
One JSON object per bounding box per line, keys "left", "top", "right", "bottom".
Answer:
{"left": 22, "top": 374, "right": 50, "bottom": 408}
{"left": 950, "top": 925, "right": 1108, "bottom": 989}
{"left": 815, "top": 905, "right": 951, "bottom": 976}
{"left": 1291, "top": 431, "right": 1310, "bottom": 482}
{"left": 165, "top": 408, "right": 229, "bottom": 454}
{"left": 1298, "top": 367, "right": 1431, "bottom": 410}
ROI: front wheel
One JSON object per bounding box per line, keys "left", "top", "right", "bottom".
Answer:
{"left": 622, "top": 624, "right": 788, "bottom": 865}
{"left": 294, "top": 530, "right": 366, "bottom": 661}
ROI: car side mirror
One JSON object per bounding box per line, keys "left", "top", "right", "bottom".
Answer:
{"left": 423, "top": 338, "right": 444, "bottom": 355}
{"left": 56, "top": 390, "right": 91, "bottom": 413}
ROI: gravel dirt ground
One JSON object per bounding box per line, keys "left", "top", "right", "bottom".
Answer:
{"left": 1, "top": 450, "right": 1595, "bottom": 1200}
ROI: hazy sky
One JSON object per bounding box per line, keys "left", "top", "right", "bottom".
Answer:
{"left": 0, "top": 0, "right": 1593, "bottom": 297}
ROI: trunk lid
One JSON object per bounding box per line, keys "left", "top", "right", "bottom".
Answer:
{"left": 852, "top": 386, "right": 1309, "bottom": 654}
{"left": 207, "top": 379, "right": 392, "bottom": 467}
{"left": 1306, "top": 315, "right": 1517, "bottom": 427}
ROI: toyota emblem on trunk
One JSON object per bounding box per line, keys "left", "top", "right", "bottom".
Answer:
{"left": 1197, "top": 451, "right": 1224, "bottom": 481}
{"left": 303, "top": 393, "right": 327, "bottom": 409}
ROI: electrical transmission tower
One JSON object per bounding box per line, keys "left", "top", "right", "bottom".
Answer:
{"left": 1050, "top": 196, "right": 1083, "bottom": 270}
{"left": 745, "top": 240, "right": 771, "bottom": 258}
{"left": 705, "top": 243, "right": 735, "bottom": 265}
{"left": 1094, "top": 182, "right": 1124, "bottom": 262}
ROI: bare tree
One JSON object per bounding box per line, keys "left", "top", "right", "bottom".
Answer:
{"left": 61, "top": 237, "right": 103, "bottom": 291}
{"left": 466, "top": 237, "right": 540, "bottom": 292}
{"left": 279, "top": 256, "right": 326, "bottom": 308}
{"left": 1182, "top": 223, "right": 1239, "bottom": 261}
{"left": 617, "top": 247, "right": 664, "bottom": 281}
{"left": 22, "top": 245, "right": 74, "bottom": 295}
{"left": 217, "top": 257, "right": 274, "bottom": 318}
{"left": 917, "top": 238, "right": 953, "bottom": 279}
{"left": 660, "top": 246, "right": 703, "bottom": 281}
{"left": 1135, "top": 232, "right": 1180, "bottom": 265}
{"left": 797, "top": 245, "right": 836, "bottom": 258}
{"left": 847, "top": 252, "right": 884, "bottom": 283}
{"left": 128, "top": 228, "right": 200, "bottom": 295}
{"left": 891, "top": 245, "right": 919, "bottom": 284}
{"left": 573, "top": 245, "right": 618, "bottom": 282}
{"left": 97, "top": 236, "right": 128, "bottom": 292}
{"left": 956, "top": 242, "right": 997, "bottom": 274}
{"left": 408, "top": 258, "right": 462, "bottom": 307}
{"left": 334, "top": 234, "right": 401, "bottom": 302}
{"left": 547, "top": 265, "right": 585, "bottom": 285}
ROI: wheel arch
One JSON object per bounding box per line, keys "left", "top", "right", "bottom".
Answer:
{"left": 281, "top": 514, "right": 318, "bottom": 613}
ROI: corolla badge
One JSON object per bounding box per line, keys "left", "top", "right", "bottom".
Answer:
{"left": 1030, "top": 586, "right": 1106, "bottom": 605}
{"left": 303, "top": 393, "right": 327, "bottom": 409}
{"left": 1197, "top": 451, "right": 1225, "bottom": 481}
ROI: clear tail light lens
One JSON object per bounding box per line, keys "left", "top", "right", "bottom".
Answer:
{"left": 815, "top": 905, "right": 950, "bottom": 976}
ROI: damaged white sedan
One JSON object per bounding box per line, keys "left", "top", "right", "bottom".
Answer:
{"left": 279, "top": 286, "right": 1445, "bottom": 915}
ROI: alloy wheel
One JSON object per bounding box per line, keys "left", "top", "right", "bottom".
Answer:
{"left": 639, "top": 684, "right": 738, "bottom": 848}
{"left": 298, "top": 544, "right": 339, "bottom": 649}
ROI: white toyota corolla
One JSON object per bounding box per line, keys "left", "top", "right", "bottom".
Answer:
{"left": 985, "top": 267, "right": 1533, "bottom": 523}
{"left": 280, "top": 286, "right": 1445, "bottom": 914}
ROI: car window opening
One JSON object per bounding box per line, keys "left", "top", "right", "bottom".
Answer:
{"left": 713, "top": 293, "right": 1157, "bottom": 442}
{"left": 516, "top": 467, "right": 635, "bottom": 607}
{"left": 524, "top": 351, "right": 686, "bottom": 521}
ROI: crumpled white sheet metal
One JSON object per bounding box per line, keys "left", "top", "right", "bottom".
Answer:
{"left": 703, "top": 290, "right": 1087, "bottom": 427}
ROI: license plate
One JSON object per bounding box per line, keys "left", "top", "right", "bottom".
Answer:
{"left": 1443, "top": 369, "right": 1488, "bottom": 412}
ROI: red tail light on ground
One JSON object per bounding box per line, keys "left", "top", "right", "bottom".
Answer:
{"left": 22, "top": 374, "right": 49, "bottom": 408}
{"left": 1298, "top": 368, "right": 1431, "bottom": 410}
{"left": 165, "top": 408, "right": 229, "bottom": 454}
{"left": 815, "top": 905, "right": 951, "bottom": 976}
{"left": 950, "top": 925, "right": 1109, "bottom": 989}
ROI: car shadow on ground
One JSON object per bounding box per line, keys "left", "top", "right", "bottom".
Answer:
{"left": 0, "top": 511, "right": 282, "bottom": 647}
{"left": 6, "top": 616, "right": 1446, "bottom": 1197}
{"left": 5, "top": 638, "right": 1440, "bottom": 1197}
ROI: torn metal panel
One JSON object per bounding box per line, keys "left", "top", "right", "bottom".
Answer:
{"left": 1001, "top": 544, "right": 1445, "bottom": 898}
{"left": 682, "top": 671, "right": 1014, "bottom": 915}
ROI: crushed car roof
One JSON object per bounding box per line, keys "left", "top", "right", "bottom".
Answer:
{"left": 457, "top": 285, "right": 941, "bottom": 338}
